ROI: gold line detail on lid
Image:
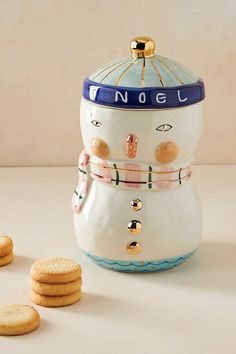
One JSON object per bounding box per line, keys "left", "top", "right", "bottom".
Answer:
{"left": 141, "top": 57, "right": 145, "bottom": 87}
{"left": 91, "top": 59, "right": 128, "bottom": 80}
{"left": 155, "top": 57, "right": 184, "bottom": 85}
{"left": 150, "top": 60, "right": 165, "bottom": 87}
{"left": 169, "top": 61, "right": 197, "bottom": 81}
{"left": 115, "top": 60, "right": 138, "bottom": 86}
{"left": 100, "top": 60, "right": 131, "bottom": 83}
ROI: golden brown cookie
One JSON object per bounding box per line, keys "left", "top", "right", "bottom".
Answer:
{"left": 31, "top": 277, "right": 82, "bottom": 296}
{"left": 0, "top": 236, "right": 13, "bottom": 257}
{"left": 0, "top": 252, "right": 14, "bottom": 267}
{"left": 30, "top": 289, "right": 81, "bottom": 307}
{"left": 0, "top": 304, "right": 40, "bottom": 336}
{"left": 30, "top": 257, "right": 82, "bottom": 284}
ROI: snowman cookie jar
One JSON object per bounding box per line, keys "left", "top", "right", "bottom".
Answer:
{"left": 72, "top": 36, "right": 205, "bottom": 272}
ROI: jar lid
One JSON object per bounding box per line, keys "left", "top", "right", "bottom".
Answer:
{"left": 83, "top": 36, "right": 205, "bottom": 109}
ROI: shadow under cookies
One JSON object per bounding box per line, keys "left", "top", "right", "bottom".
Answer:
{"left": 2, "top": 255, "right": 35, "bottom": 273}
{"left": 59, "top": 292, "right": 122, "bottom": 315}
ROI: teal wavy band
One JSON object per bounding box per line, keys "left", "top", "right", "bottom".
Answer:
{"left": 82, "top": 250, "right": 195, "bottom": 273}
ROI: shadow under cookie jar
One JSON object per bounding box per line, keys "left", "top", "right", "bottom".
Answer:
{"left": 72, "top": 36, "right": 205, "bottom": 272}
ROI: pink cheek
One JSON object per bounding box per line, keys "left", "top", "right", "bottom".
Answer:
{"left": 155, "top": 141, "right": 179, "bottom": 163}
{"left": 91, "top": 138, "right": 110, "bottom": 159}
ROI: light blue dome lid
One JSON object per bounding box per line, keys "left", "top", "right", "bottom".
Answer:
{"left": 89, "top": 55, "right": 199, "bottom": 88}
{"left": 83, "top": 37, "right": 205, "bottom": 109}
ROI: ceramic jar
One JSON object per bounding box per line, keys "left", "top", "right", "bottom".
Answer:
{"left": 72, "top": 36, "right": 205, "bottom": 272}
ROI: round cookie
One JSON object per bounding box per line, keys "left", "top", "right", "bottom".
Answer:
{"left": 0, "top": 252, "right": 14, "bottom": 267}
{"left": 0, "top": 236, "right": 13, "bottom": 257}
{"left": 31, "top": 289, "right": 81, "bottom": 307}
{"left": 31, "top": 277, "right": 82, "bottom": 296}
{"left": 0, "top": 304, "right": 40, "bottom": 336}
{"left": 30, "top": 257, "right": 82, "bottom": 284}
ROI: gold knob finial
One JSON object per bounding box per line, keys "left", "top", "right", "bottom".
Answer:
{"left": 130, "top": 36, "right": 156, "bottom": 59}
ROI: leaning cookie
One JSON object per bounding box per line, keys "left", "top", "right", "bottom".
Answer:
{"left": 0, "top": 252, "right": 14, "bottom": 267}
{"left": 0, "top": 304, "right": 40, "bottom": 336}
{"left": 31, "top": 277, "right": 82, "bottom": 296}
{"left": 30, "top": 289, "right": 81, "bottom": 307}
{"left": 30, "top": 257, "right": 82, "bottom": 284}
{"left": 0, "top": 236, "right": 13, "bottom": 257}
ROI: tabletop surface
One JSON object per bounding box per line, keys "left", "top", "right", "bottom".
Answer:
{"left": 0, "top": 166, "right": 235, "bottom": 354}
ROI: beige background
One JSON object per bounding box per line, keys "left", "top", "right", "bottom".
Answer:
{"left": 0, "top": 0, "right": 235, "bottom": 166}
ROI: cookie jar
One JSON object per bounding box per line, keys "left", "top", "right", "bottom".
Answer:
{"left": 72, "top": 36, "right": 205, "bottom": 272}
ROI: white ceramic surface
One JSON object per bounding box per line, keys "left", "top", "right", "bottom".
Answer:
{"left": 80, "top": 99, "right": 203, "bottom": 165}
{"left": 73, "top": 99, "right": 203, "bottom": 268}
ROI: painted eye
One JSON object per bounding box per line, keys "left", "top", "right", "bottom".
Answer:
{"left": 156, "top": 124, "right": 172, "bottom": 132}
{"left": 91, "top": 120, "right": 102, "bottom": 127}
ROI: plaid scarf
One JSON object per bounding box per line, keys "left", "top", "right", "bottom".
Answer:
{"left": 72, "top": 150, "right": 192, "bottom": 213}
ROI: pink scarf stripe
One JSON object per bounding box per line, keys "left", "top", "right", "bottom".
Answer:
{"left": 90, "top": 157, "right": 192, "bottom": 191}
{"left": 73, "top": 151, "right": 193, "bottom": 215}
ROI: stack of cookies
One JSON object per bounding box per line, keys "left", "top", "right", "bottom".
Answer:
{"left": 30, "top": 257, "right": 82, "bottom": 307}
{"left": 0, "top": 235, "right": 14, "bottom": 267}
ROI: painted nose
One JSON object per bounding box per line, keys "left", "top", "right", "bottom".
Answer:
{"left": 91, "top": 138, "right": 110, "bottom": 159}
{"left": 155, "top": 141, "right": 179, "bottom": 163}
{"left": 126, "top": 134, "right": 138, "bottom": 158}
